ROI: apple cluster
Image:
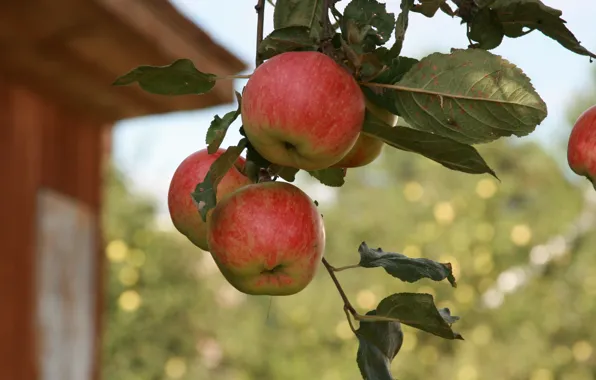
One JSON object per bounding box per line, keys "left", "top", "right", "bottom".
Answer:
{"left": 168, "top": 51, "right": 398, "bottom": 296}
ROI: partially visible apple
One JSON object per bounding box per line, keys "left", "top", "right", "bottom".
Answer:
{"left": 333, "top": 99, "right": 397, "bottom": 168}
{"left": 206, "top": 181, "right": 325, "bottom": 296}
{"left": 568, "top": 104, "right": 596, "bottom": 189}
{"left": 168, "top": 148, "right": 252, "bottom": 251}
{"left": 241, "top": 51, "right": 365, "bottom": 171}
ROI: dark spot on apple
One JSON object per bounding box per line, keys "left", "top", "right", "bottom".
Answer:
{"left": 283, "top": 141, "right": 296, "bottom": 151}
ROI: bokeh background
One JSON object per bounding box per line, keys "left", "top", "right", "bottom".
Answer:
{"left": 102, "top": 1, "right": 596, "bottom": 380}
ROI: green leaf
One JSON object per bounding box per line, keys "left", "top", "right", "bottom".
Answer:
{"left": 343, "top": 0, "right": 396, "bottom": 51}
{"left": 490, "top": 0, "right": 596, "bottom": 59}
{"left": 113, "top": 59, "right": 217, "bottom": 95}
{"left": 258, "top": 26, "right": 319, "bottom": 61}
{"left": 388, "top": 0, "right": 414, "bottom": 58}
{"left": 375, "top": 293, "right": 463, "bottom": 340}
{"left": 391, "top": 48, "right": 548, "bottom": 145}
{"left": 411, "top": 0, "right": 448, "bottom": 17}
{"left": 362, "top": 110, "right": 498, "bottom": 177}
{"left": 356, "top": 310, "right": 403, "bottom": 380}
{"left": 273, "top": 0, "right": 323, "bottom": 39}
{"left": 308, "top": 168, "right": 346, "bottom": 187}
{"left": 468, "top": 8, "right": 504, "bottom": 50}
{"left": 191, "top": 140, "right": 248, "bottom": 222}
{"left": 206, "top": 92, "right": 242, "bottom": 154}
{"left": 361, "top": 52, "right": 418, "bottom": 115}
{"left": 358, "top": 242, "right": 457, "bottom": 286}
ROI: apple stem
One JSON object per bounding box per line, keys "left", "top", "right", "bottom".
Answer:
{"left": 332, "top": 264, "right": 361, "bottom": 272}
{"left": 255, "top": 0, "right": 266, "bottom": 67}
{"left": 322, "top": 257, "right": 357, "bottom": 315}
{"left": 343, "top": 306, "right": 357, "bottom": 334}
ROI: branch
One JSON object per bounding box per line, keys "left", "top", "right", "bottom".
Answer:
{"left": 322, "top": 257, "right": 357, "bottom": 314}
{"left": 321, "top": 0, "right": 332, "bottom": 40}
{"left": 255, "top": 0, "right": 266, "bottom": 67}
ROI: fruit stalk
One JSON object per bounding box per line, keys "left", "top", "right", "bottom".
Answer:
{"left": 322, "top": 258, "right": 357, "bottom": 315}
{"left": 255, "top": 0, "right": 266, "bottom": 67}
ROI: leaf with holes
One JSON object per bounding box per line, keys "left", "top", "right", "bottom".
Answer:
{"left": 113, "top": 59, "right": 217, "bottom": 95}
{"left": 389, "top": 0, "right": 415, "bottom": 57}
{"left": 490, "top": 0, "right": 596, "bottom": 59}
{"left": 362, "top": 110, "right": 497, "bottom": 177}
{"left": 343, "top": 0, "right": 395, "bottom": 51}
{"left": 375, "top": 293, "right": 463, "bottom": 340}
{"left": 206, "top": 92, "right": 242, "bottom": 154}
{"left": 274, "top": 0, "right": 324, "bottom": 39}
{"left": 356, "top": 310, "right": 403, "bottom": 380}
{"left": 191, "top": 140, "right": 248, "bottom": 221}
{"left": 258, "top": 26, "right": 319, "bottom": 60}
{"left": 391, "top": 48, "right": 547, "bottom": 145}
{"left": 358, "top": 242, "right": 458, "bottom": 286}
{"left": 412, "top": 0, "right": 448, "bottom": 17}
{"left": 308, "top": 168, "right": 346, "bottom": 187}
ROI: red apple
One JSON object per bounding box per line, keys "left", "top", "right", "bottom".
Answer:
{"left": 568, "top": 104, "right": 596, "bottom": 188}
{"left": 206, "top": 181, "right": 325, "bottom": 296}
{"left": 333, "top": 100, "right": 397, "bottom": 168}
{"left": 241, "top": 51, "right": 365, "bottom": 171}
{"left": 168, "top": 148, "right": 253, "bottom": 251}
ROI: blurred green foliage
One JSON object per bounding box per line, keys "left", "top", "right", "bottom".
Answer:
{"left": 102, "top": 133, "right": 596, "bottom": 379}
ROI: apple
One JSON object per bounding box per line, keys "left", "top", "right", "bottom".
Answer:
{"left": 168, "top": 148, "right": 252, "bottom": 251}
{"left": 568, "top": 104, "right": 596, "bottom": 189}
{"left": 206, "top": 181, "right": 325, "bottom": 296}
{"left": 241, "top": 51, "right": 365, "bottom": 171}
{"left": 333, "top": 99, "right": 398, "bottom": 168}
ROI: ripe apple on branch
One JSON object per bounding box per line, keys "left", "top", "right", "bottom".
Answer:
{"left": 114, "top": 0, "right": 595, "bottom": 378}
{"left": 568, "top": 105, "right": 596, "bottom": 190}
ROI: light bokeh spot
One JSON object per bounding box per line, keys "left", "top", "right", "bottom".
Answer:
{"left": 572, "top": 340, "right": 593, "bottom": 362}
{"left": 476, "top": 178, "right": 497, "bottom": 199}
{"left": 164, "top": 357, "right": 187, "bottom": 379}
{"left": 107, "top": 240, "right": 128, "bottom": 262}
{"left": 118, "top": 290, "right": 141, "bottom": 312}
{"left": 403, "top": 181, "right": 424, "bottom": 202}
{"left": 356, "top": 289, "right": 377, "bottom": 309}
{"left": 335, "top": 320, "right": 354, "bottom": 341}
{"left": 510, "top": 224, "right": 532, "bottom": 246}
{"left": 457, "top": 365, "right": 478, "bottom": 380}
{"left": 434, "top": 202, "right": 455, "bottom": 225}
{"left": 530, "top": 368, "right": 554, "bottom": 380}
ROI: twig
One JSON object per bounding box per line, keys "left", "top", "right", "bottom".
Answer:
{"left": 255, "top": 0, "right": 266, "bottom": 67}
{"left": 322, "top": 257, "right": 356, "bottom": 314}
{"left": 321, "top": 0, "right": 332, "bottom": 40}
{"left": 332, "top": 264, "right": 361, "bottom": 272}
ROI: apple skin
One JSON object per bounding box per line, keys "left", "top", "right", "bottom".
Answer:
{"left": 206, "top": 181, "right": 325, "bottom": 296}
{"left": 168, "top": 148, "right": 253, "bottom": 251}
{"left": 241, "top": 51, "right": 365, "bottom": 171}
{"left": 568, "top": 104, "right": 596, "bottom": 188}
{"left": 333, "top": 100, "right": 398, "bottom": 168}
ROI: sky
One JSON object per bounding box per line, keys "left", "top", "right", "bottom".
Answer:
{"left": 111, "top": 0, "right": 596, "bottom": 226}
